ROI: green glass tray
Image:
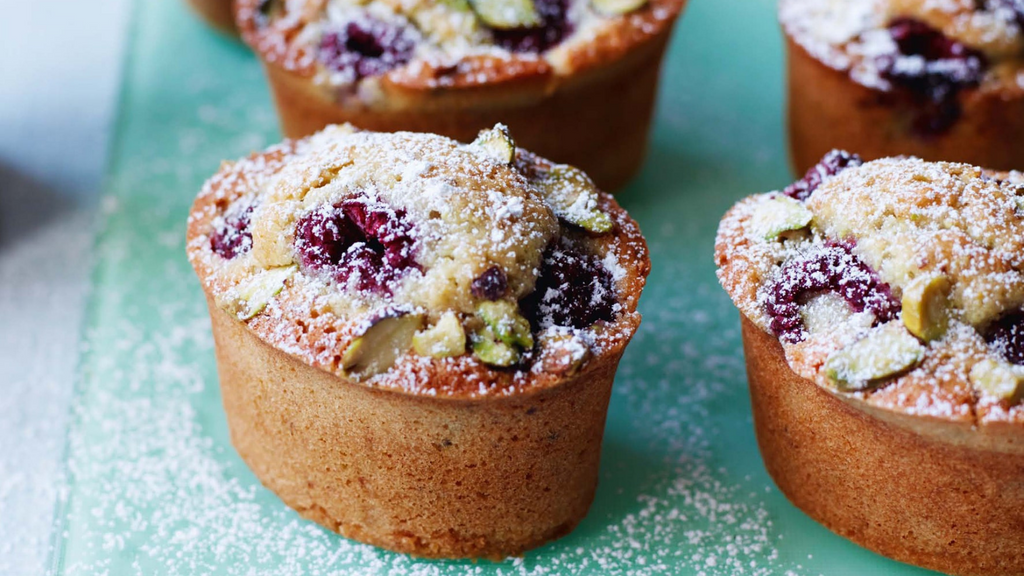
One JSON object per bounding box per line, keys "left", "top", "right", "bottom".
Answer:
{"left": 50, "top": 0, "right": 941, "bottom": 574}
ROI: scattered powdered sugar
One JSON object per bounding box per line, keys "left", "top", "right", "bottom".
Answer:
{"left": 58, "top": 182, "right": 793, "bottom": 574}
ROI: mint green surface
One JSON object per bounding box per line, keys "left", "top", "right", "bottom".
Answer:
{"left": 52, "top": 0, "right": 940, "bottom": 574}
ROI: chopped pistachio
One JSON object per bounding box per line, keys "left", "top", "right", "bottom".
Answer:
{"left": 901, "top": 274, "right": 952, "bottom": 342}
{"left": 342, "top": 310, "right": 424, "bottom": 379}
{"left": 535, "top": 164, "right": 614, "bottom": 234}
{"left": 969, "top": 359, "right": 1024, "bottom": 403}
{"left": 538, "top": 331, "right": 591, "bottom": 376}
{"left": 470, "top": 124, "right": 516, "bottom": 165}
{"left": 468, "top": 0, "right": 540, "bottom": 28}
{"left": 752, "top": 195, "right": 813, "bottom": 240}
{"left": 592, "top": 0, "right": 647, "bottom": 15}
{"left": 824, "top": 323, "right": 925, "bottom": 392}
{"left": 477, "top": 300, "right": 534, "bottom": 349}
{"left": 217, "top": 265, "right": 296, "bottom": 320}
{"left": 471, "top": 329, "right": 520, "bottom": 367}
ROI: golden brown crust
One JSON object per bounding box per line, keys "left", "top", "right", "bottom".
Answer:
{"left": 714, "top": 159, "right": 1024, "bottom": 425}
{"left": 186, "top": 131, "right": 650, "bottom": 399}
{"left": 234, "top": 0, "right": 684, "bottom": 190}
{"left": 785, "top": 29, "right": 1024, "bottom": 174}
{"left": 209, "top": 292, "right": 622, "bottom": 558}
{"left": 258, "top": 32, "right": 671, "bottom": 190}
{"left": 236, "top": 0, "right": 685, "bottom": 84}
{"left": 742, "top": 316, "right": 1024, "bottom": 576}
{"left": 185, "top": 0, "right": 239, "bottom": 35}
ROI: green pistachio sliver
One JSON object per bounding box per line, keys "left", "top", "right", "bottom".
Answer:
{"left": 969, "top": 359, "right": 1024, "bottom": 403}
{"left": 472, "top": 331, "right": 520, "bottom": 367}
{"left": 469, "top": 0, "right": 541, "bottom": 29}
{"left": 341, "top": 310, "right": 424, "bottom": 379}
{"left": 824, "top": 323, "right": 925, "bottom": 392}
{"left": 218, "top": 265, "right": 296, "bottom": 321}
{"left": 592, "top": 0, "right": 647, "bottom": 15}
{"left": 477, "top": 301, "right": 534, "bottom": 349}
{"left": 753, "top": 195, "right": 813, "bottom": 240}
{"left": 471, "top": 124, "right": 516, "bottom": 165}
{"left": 536, "top": 165, "right": 614, "bottom": 234}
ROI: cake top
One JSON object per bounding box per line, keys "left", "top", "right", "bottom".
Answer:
{"left": 187, "top": 124, "right": 649, "bottom": 399}
{"left": 237, "top": 0, "right": 683, "bottom": 96}
{"left": 715, "top": 151, "right": 1024, "bottom": 427}
{"left": 781, "top": 0, "right": 1024, "bottom": 134}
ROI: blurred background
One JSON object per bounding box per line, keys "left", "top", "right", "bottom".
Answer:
{"left": 0, "top": 1, "right": 131, "bottom": 574}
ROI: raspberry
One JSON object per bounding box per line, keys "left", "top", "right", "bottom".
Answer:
{"left": 294, "top": 198, "right": 418, "bottom": 294}
{"left": 521, "top": 239, "right": 617, "bottom": 330}
{"left": 491, "top": 0, "right": 572, "bottom": 53}
{"left": 783, "top": 150, "right": 863, "bottom": 202}
{"left": 877, "top": 18, "right": 987, "bottom": 136}
{"left": 763, "top": 242, "right": 900, "bottom": 343}
{"left": 210, "top": 205, "right": 254, "bottom": 259}
{"left": 319, "top": 16, "right": 416, "bottom": 80}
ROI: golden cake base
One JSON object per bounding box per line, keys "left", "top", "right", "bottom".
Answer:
{"left": 207, "top": 296, "right": 624, "bottom": 559}
{"left": 185, "top": 0, "right": 238, "bottom": 36}
{"left": 259, "top": 24, "right": 678, "bottom": 192}
{"left": 786, "top": 36, "right": 1024, "bottom": 175}
{"left": 741, "top": 317, "right": 1024, "bottom": 576}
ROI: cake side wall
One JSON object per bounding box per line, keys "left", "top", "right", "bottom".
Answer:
{"left": 208, "top": 296, "right": 620, "bottom": 558}
{"left": 741, "top": 316, "right": 1024, "bottom": 576}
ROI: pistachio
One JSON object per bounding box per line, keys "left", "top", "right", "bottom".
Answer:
{"left": 824, "top": 323, "right": 925, "bottom": 392}
{"left": 535, "top": 164, "right": 614, "bottom": 234}
{"left": 901, "top": 274, "right": 952, "bottom": 342}
{"left": 470, "top": 124, "right": 516, "bottom": 165}
{"left": 471, "top": 329, "right": 520, "bottom": 367}
{"left": 592, "top": 0, "right": 647, "bottom": 15}
{"left": 538, "top": 331, "right": 591, "bottom": 376}
{"left": 342, "top": 309, "right": 424, "bottom": 379}
{"left": 477, "top": 300, "right": 534, "bottom": 349}
{"left": 412, "top": 312, "right": 467, "bottom": 358}
{"left": 217, "top": 265, "right": 296, "bottom": 320}
{"left": 468, "top": 0, "right": 541, "bottom": 28}
{"left": 752, "top": 195, "right": 813, "bottom": 240}
{"left": 969, "top": 359, "right": 1024, "bottom": 403}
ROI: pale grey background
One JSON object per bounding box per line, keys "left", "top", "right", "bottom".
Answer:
{"left": 0, "top": 0, "right": 132, "bottom": 574}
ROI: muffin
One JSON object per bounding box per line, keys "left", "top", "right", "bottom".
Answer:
{"left": 185, "top": 0, "right": 239, "bottom": 35}
{"left": 234, "top": 0, "right": 687, "bottom": 191}
{"left": 782, "top": 0, "right": 1024, "bottom": 174}
{"left": 186, "top": 124, "right": 650, "bottom": 558}
{"left": 715, "top": 151, "right": 1024, "bottom": 576}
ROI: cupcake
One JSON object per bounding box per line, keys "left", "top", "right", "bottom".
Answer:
{"left": 782, "top": 0, "right": 1024, "bottom": 174}
{"left": 715, "top": 152, "right": 1024, "bottom": 576}
{"left": 186, "top": 124, "right": 650, "bottom": 558}
{"left": 234, "top": 0, "right": 687, "bottom": 191}
{"left": 185, "top": 0, "right": 239, "bottom": 35}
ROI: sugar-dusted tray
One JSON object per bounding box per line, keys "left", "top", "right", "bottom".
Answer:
{"left": 50, "top": 0, "right": 939, "bottom": 574}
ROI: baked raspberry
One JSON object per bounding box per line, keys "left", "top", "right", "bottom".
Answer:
{"left": 319, "top": 17, "right": 416, "bottom": 80}
{"left": 211, "top": 205, "right": 254, "bottom": 259}
{"left": 877, "top": 18, "right": 987, "bottom": 135}
{"left": 763, "top": 242, "right": 900, "bottom": 343}
{"left": 491, "top": 0, "right": 572, "bottom": 53}
{"left": 294, "top": 199, "right": 418, "bottom": 294}
{"left": 522, "top": 240, "right": 617, "bottom": 330}
{"left": 986, "top": 310, "right": 1024, "bottom": 365}
{"left": 471, "top": 266, "right": 509, "bottom": 301}
{"left": 783, "top": 150, "right": 863, "bottom": 201}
